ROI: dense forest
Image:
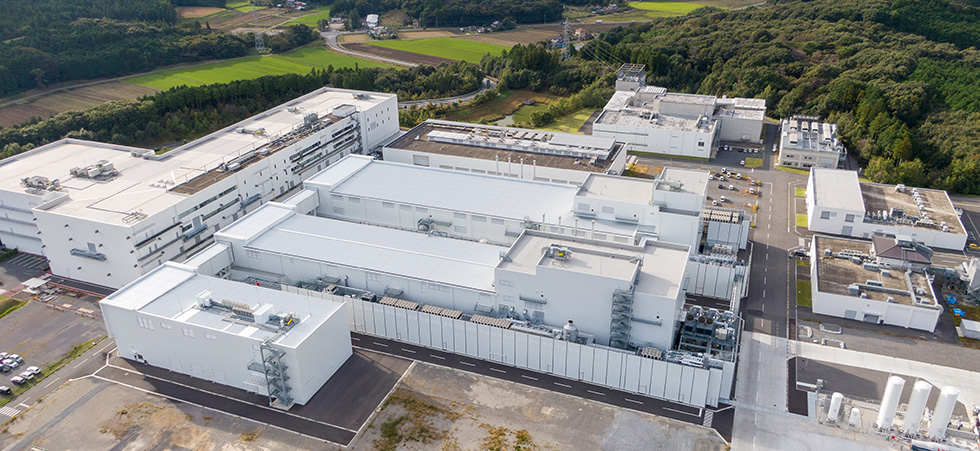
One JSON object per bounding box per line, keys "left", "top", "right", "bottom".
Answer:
{"left": 329, "top": 0, "right": 569, "bottom": 28}
{"left": 0, "top": 0, "right": 308, "bottom": 98}
{"left": 0, "top": 62, "right": 482, "bottom": 155}
{"left": 560, "top": 0, "right": 980, "bottom": 194}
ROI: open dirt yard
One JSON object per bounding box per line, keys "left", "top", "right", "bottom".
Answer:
{"left": 340, "top": 33, "right": 372, "bottom": 43}
{"left": 0, "top": 377, "right": 338, "bottom": 451}
{"left": 397, "top": 30, "right": 457, "bottom": 40}
{"left": 352, "top": 363, "right": 727, "bottom": 451}
{"left": 176, "top": 6, "right": 224, "bottom": 18}
{"left": 460, "top": 29, "right": 557, "bottom": 47}
{"left": 0, "top": 82, "right": 159, "bottom": 127}
{"left": 344, "top": 43, "right": 455, "bottom": 66}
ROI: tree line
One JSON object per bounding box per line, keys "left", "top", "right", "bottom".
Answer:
{"left": 328, "top": 0, "right": 564, "bottom": 28}
{"left": 0, "top": 62, "right": 483, "bottom": 155}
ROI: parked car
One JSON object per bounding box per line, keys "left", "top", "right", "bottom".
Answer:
{"left": 9, "top": 354, "right": 22, "bottom": 363}
{"left": 0, "top": 365, "right": 10, "bottom": 373}
{"left": 720, "top": 196, "right": 726, "bottom": 202}
{"left": 0, "top": 352, "right": 8, "bottom": 360}
{"left": 712, "top": 200, "right": 719, "bottom": 206}
{"left": 25, "top": 366, "right": 40, "bottom": 375}
{"left": 18, "top": 371, "right": 33, "bottom": 381}
{"left": 793, "top": 248, "right": 809, "bottom": 257}
{"left": 740, "top": 160, "right": 745, "bottom": 166}
{"left": 0, "top": 386, "right": 11, "bottom": 395}
{"left": 10, "top": 376, "right": 25, "bottom": 385}
{"left": 2, "top": 359, "right": 17, "bottom": 369}
{"left": 729, "top": 185, "right": 736, "bottom": 190}
{"left": 718, "top": 184, "right": 726, "bottom": 189}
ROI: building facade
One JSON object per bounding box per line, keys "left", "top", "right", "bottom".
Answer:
{"left": 0, "top": 88, "right": 397, "bottom": 288}
{"left": 777, "top": 116, "right": 845, "bottom": 169}
{"left": 100, "top": 262, "right": 352, "bottom": 409}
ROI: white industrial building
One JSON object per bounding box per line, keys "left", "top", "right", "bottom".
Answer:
{"left": 382, "top": 119, "right": 628, "bottom": 184}
{"left": 0, "top": 88, "right": 398, "bottom": 289}
{"left": 591, "top": 64, "right": 766, "bottom": 158}
{"left": 187, "top": 201, "right": 692, "bottom": 351}
{"left": 777, "top": 116, "right": 846, "bottom": 169}
{"left": 809, "top": 235, "right": 942, "bottom": 332}
{"left": 298, "top": 155, "right": 748, "bottom": 300}
{"left": 806, "top": 168, "right": 967, "bottom": 250}
{"left": 100, "top": 262, "right": 352, "bottom": 409}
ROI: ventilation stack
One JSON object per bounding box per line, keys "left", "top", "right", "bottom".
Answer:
{"left": 876, "top": 376, "right": 905, "bottom": 429}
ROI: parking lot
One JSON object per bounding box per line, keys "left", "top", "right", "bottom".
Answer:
{"left": 0, "top": 252, "right": 48, "bottom": 290}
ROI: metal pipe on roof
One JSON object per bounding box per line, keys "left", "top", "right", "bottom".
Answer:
{"left": 520, "top": 158, "right": 524, "bottom": 179}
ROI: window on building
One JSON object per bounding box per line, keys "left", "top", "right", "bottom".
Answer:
{"left": 182, "top": 327, "right": 195, "bottom": 338}
{"left": 348, "top": 196, "right": 360, "bottom": 203}
{"left": 366, "top": 272, "right": 381, "bottom": 282}
{"left": 400, "top": 204, "right": 412, "bottom": 211}
{"left": 137, "top": 317, "right": 154, "bottom": 330}
{"left": 204, "top": 333, "right": 217, "bottom": 340}
{"left": 845, "top": 214, "right": 855, "bottom": 223}
{"left": 416, "top": 207, "right": 428, "bottom": 213}
{"left": 472, "top": 215, "right": 486, "bottom": 223}
{"left": 331, "top": 194, "right": 344, "bottom": 201}
{"left": 498, "top": 279, "right": 514, "bottom": 287}
{"left": 454, "top": 225, "right": 467, "bottom": 234}
{"left": 160, "top": 322, "right": 173, "bottom": 330}
{"left": 422, "top": 282, "right": 450, "bottom": 292}
{"left": 491, "top": 218, "right": 505, "bottom": 225}
{"left": 601, "top": 206, "right": 615, "bottom": 215}
{"left": 382, "top": 202, "right": 395, "bottom": 208}
{"left": 577, "top": 203, "right": 590, "bottom": 211}
{"left": 503, "top": 295, "right": 515, "bottom": 302}
{"left": 246, "top": 250, "right": 261, "bottom": 259}
{"left": 820, "top": 211, "right": 831, "bottom": 220}
{"left": 593, "top": 233, "right": 607, "bottom": 240}
{"left": 333, "top": 207, "right": 345, "bottom": 215}
{"left": 454, "top": 212, "right": 467, "bottom": 219}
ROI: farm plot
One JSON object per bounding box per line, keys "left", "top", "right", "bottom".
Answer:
{"left": 367, "top": 37, "right": 509, "bottom": 64}
{"left": 0, "top": 82, "right": 159, "bottom": 127}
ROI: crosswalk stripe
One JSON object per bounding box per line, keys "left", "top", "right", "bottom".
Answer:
{"left": 702, "top": 410, "right": 714, "bottom": 428}
{"left": 0, "top": 406, "right": 21, "bottom": 417}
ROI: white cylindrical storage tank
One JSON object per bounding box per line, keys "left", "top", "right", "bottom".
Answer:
{"left": 927, "top": 386, "right": 959, "bottom": 439}
{"left": 828, "top": 392, "right": 844, "bottom": 422}
{"left": 903, "top": 381, "right": 932, "bottom": 434}
{"left": 563, "top": 320, "right": 579, "bottom": 342}
{"left": 876, "top": 376, "right": 905, "bottom": 429}
{"left": 848, "top": 407, "right": 861, "bottom": 426}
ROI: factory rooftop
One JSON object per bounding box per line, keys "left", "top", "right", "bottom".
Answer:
{"left": 594, "top": 109, "right": 716, "bottom": 133}
{"left": 386, "top": 120, "right": 624, "bottom": 173}
{"left": 498, "top": 231, "right": 689, "bottom": 298}
{"left": 305, "top": 156, "right": 641, "bottom": 236}
{"left": 809, "top": 168, "right": 867, "bottom": 212}
{"left": 576, "top": 169, "right": 708, "bottom": 204}
{"left": 860, "top": 182, "right": 963, "bottom": 234}
{"left": 0, "top": 88, "right": 393, "bottom": 225}
{"left": 218, "top": 204, "right": 503, "bottom": 292}
{"left": 781, "top": 116, "right": 844, "bottom": 154}
{"left": 101, "top": 262, "right": 342, "bottom": 348}
{"left": 813, "top": 235, "right": 937, "bottom": 307}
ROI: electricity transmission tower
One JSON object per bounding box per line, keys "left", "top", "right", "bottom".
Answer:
{"left": 253, "top": 6, "right": 266, "bottom": 53}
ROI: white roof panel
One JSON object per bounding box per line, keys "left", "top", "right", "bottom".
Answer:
{"left": 244, "top": 214, "right": 502, "bottom": 292}
{"left": 810, "top": 168, "right": 864, "bottom": 212}
{"left": 547, "top": 133, "right": 615, "bottom": 151}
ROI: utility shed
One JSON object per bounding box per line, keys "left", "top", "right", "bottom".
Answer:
{"left": 100, "top": 262, "right": 352, "bottom": 409}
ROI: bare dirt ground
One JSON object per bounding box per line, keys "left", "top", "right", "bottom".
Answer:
{"left": 177, "top": 7, "right": 224, "bottom": 18}
{"left": 397, "top": 30, "right": 457, "bottom": 40}
{"left": 459, "top": 29, "right": 557, "bottom": 46}
{"left": 340, "top": 33, "right": 371, "bottom": 43}
{"left": 352, "top": 363, "right": 727, "bottom": 451}
{"left": 0, "top": 378, "right": 338, "bottom": 451}
{"left": 344, "top": 43, "right": 456, "bottom": 66}
{"left": 0, "top": 82, "right": 159, "bottom": 127}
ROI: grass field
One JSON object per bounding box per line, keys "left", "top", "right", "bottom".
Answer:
{"left": 288, "top": 6, "right": 331, "bottom": 25}
{"left": 744, "top": 157, "right": 763, "bottom": 168}
{"left": 539, "top": 109, "right": 595, "bottom": 134}
{"left": 127, "top": 47, "right": 390, "bottom": 90}
{"left": 443, "top": 90, "right": 562, "bottom": 123}
{"left": 796, "top": 280, "right": 812, "bottom": 308}
{"left": 796, "top": 213, "right": 808, "bottom": 228}
{"left": 368, "top": 37, "right": 509, "bottom": 64}
{"left": 0, "top": 297, "right": 25, "bottom": 321}
{"left": 796, "top": 188, "right": 806, "bottom": 197}
{"left": 631, "top": 1, "right": 707, "bottom": 14}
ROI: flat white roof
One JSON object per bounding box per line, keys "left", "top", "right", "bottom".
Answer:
{"left": 498, "top": 231, "right": 687, "bottom": 298}
{"left": 579, "top": 174, "right": 654, "bottom": 204}
{"left": 229, "top": 205, "right": 503, "bottom": 292}
{"left": 660, "top": 167, "right": 709, "bottom": 196}
{"left": 309, "top": 158, "right": 580, "bottom": 222}
{"left": 810, "top": 168, "right": 864, "bottom": 212}
{"left": 0, "top": 88, "right": 393, "bottom": 225}
{"left": 102, "top": 262, "right": 344, "bottom": 347}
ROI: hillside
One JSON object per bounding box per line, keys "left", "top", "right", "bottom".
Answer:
{"left": 575, "top": 0, "right": 980, "bottom": 193}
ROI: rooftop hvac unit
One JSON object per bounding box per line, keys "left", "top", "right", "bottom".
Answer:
{"left": 847, "top": 284, "right": 860, "bottom": 295}
{"left": 866, "top": 279, "right": 883, "bottom": 287}
{"left": 824, "top": 248, "right": 833, "bottom": 256}
{"left": 851, "top": 256, "right": 863, "bottom": 264}
{"left": 860, "top": 293, "right": 868, "bottom": 298}
{"left": 881, "top": 270, "right": 891, "bottom": 277}
{"left": 886, "top": 297, "right": 895, "bottom": 303}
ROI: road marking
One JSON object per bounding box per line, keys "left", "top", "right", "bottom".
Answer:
{"left": 44, "top": 377, "right": 60, "bottom": 388}
{"left": 0, "top": 406, "right": 20, "bottom": 417}
{"left": 400, "top": 348, "right": 416, "bottom": 354}
{"left": 764, "top": 277, "right": 767, "bottom": 284}
{"left": 430, "top": 354, "right": 446, "bottom": 360}
{"left": 554, "top": 382, "right": 572, "bottom": 388}
{"left": 17, "top": 402, "right": 29, "bottom": 408}
{"left": 763, "top": 290, "right": 766, "bottom": 298}
{"left": 97, "top": 342, "right": 114, "bottom": 354}
{"left": 521, "top": 375, "right": 538, "bottom": 381}
{"left": 489, "top": 367, "right": 507, "bottom": 374}
{"left": 73, "top": 357, "right": 90, "bottom": 369}
{"left": 663, "top": 407, "right": 702, "bottom": 417}
{"left": 460, "top": 361, "right": 476, "bottom": 367}
{"left": 350, "top": 336, "right": 360, "bottom": 341}
{"left": 625, "top": 398, "right": 644, "bottom": 405}
{"left": 372, "top": 342, "right": 388, "bottom": 347}
{"left": 587, "top": 390, "right": 605, "bottom": 396}
{"left": 765, "top": 253, "right": 769, "bottom": 261}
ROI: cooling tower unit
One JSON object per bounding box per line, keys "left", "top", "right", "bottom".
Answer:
{"left": 876, "top": 376, "right": 905, "bottom": 429}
